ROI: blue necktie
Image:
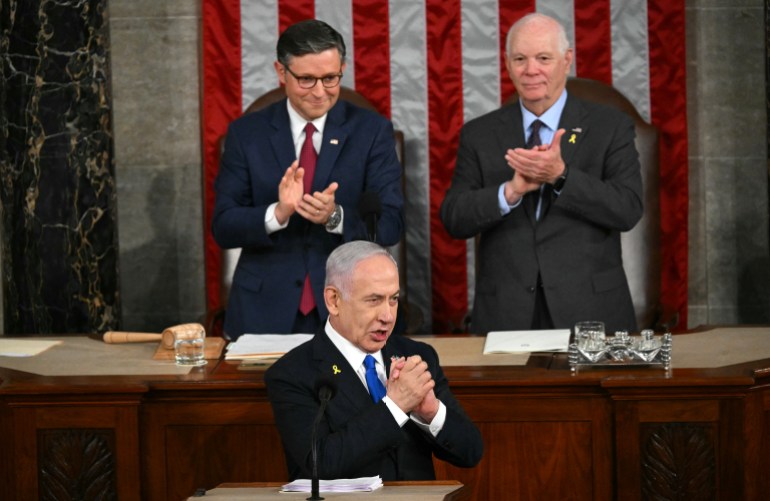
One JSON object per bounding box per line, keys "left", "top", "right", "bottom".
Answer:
{"left": 364, "top": 355, "right": 386, "bottom": 403}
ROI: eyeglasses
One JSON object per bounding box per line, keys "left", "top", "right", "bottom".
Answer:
{"left": 283, "top": 65, "right": 343, "bottom": 89}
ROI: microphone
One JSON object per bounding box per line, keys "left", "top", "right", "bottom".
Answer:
{"left": 308, "top": 377, "right": 338, "bottom": 501}
{"left": 358, "top": 191, "right": 382, "bottom": 242}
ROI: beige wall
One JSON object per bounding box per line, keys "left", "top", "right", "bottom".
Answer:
{"left": 106, "top": 0, "right": 769, "bottom": 333}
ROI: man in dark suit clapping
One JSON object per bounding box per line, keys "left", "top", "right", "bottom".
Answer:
{"left": 441, "top": 13, "right": 643, "bottom": 334}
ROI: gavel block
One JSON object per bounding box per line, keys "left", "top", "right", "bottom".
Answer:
{"left": 102, "top": 323, "right": 205, "bottom": 350}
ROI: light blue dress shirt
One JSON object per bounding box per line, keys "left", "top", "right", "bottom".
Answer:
{"left": 498, "top": 90, "right": 568, "bottom": 215}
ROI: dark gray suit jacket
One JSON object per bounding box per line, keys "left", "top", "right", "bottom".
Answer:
{"left": 264, "top": 332, "right": 483, "bottom": 481}
{"left": 440, "top": 94, "right": 643, "bottom": 334}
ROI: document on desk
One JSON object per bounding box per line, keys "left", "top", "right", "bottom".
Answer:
{"left": 224, "top": 333, "right": 313, "bottom": 360}
{"left": 281, "top": 475, "right": 383, "bottom": 493}
{"left": 0, "top": 339, "right": 62, "bottom": 357}
{"left": 483, "top": 329, "right": 571, "bottom": 354}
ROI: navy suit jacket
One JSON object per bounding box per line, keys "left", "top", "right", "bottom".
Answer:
{"left": 264, "top": 332, "right": 484, "bottom": 481}
{"left": 212, "top": 99, "right": 403, "bottom": 338}
{"left": 441, "top": 94, "right": 643, "bottom": 334}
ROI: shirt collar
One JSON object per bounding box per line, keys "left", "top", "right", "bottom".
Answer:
{"left": 287, "top": 100, "right": 327, "bottom": 146}
{"left": 324, "top": 319, "right": 384, "bottom": 371}
{"left": 520, "top": 89, "right": 568, "bottom": 135}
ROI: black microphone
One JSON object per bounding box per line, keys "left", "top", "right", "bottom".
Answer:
{"left": 358, "top": 191, "right": 382, "bottom": 242}
{"left": 308, "top": 377, "right": 338, "bottom": 501}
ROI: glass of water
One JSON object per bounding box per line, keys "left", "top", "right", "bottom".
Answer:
{"left": 174, "top": 325, "right": 207, "bottom": 366}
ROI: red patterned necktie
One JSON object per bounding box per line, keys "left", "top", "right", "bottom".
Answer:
{"left": 299, "top": 122, "right": 317, "bottom": 316}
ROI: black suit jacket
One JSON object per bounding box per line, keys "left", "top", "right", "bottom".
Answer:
{"left": 440, "top": 94, "right": 643, "bottom": 334}
{"left": 264, "top": 331, "right": 483, "bottom": 481}
{"left": 212, "top": 99, "right": 404, "bottom": 338}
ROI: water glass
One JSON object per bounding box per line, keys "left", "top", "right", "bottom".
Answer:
{"left": 174, "top": 325, "right": 207, "bottom": 366}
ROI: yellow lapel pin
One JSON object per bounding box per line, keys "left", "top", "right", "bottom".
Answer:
{"left": 332, "top": 364, "right": 341, "bottom": 375}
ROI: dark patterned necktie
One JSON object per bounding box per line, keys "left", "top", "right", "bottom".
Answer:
{"left": 526, "top": 119, "right": 543, "bottom": 148}
{"left": 526, "top": 120, "right": 550, "bottom": 220}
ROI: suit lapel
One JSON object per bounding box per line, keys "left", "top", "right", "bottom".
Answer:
{"left": 311, "top": 332, "right": 373, "bottom": 411}
{"left": 557, "top": 94, "right": 587, "bottom": 168}
{"left": 268, "top": 100, "right": 299, "bottom": 173}
{"left": 313, "top": 101, "right": 347, "bottom": 193}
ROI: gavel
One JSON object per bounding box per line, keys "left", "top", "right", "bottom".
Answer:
{"left": 102, "top": 323, "right": 205, "bottom": 350}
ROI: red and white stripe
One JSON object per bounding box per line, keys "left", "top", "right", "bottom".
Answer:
{"left": 202, "top": 0, "right": 688, "bottom": 332}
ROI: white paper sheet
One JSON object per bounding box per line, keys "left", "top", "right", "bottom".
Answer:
{"left": 281, "top": 475, "right": 383, "bottom": 493}
{"left": 483, "top": 329, "right": 571, "bottom": 354}
{"left": 0, "top": 339, "right": 63, "bottom": 357}
{"left": 224, "top": 333, "right": 313, "bottom": 360}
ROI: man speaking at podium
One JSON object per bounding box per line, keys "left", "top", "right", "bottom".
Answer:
{"left": 265, "top": 241, "right": 483, "bottom": 481}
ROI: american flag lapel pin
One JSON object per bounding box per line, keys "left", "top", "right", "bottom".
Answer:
{"left": 330, "top": 139, "right": 339, "bottom": 145}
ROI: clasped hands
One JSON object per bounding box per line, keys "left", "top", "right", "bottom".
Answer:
{"left": 502, "top": 128, "right": 567, "bottom": 205}
{"left": 386, "top": 355, "right": 439, "bottom": 423}
{"left": 274, "top": 160, "right": 338, "bottom": 225}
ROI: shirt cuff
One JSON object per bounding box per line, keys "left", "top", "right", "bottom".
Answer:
{"left": 265, "top": 202, "right": 289, "bottom": 234}
{"left": 498, "top": 183, "right": 522, "bottom": 215}
{"left": 409, "top": 401, "right": 447, "bottom": 437}
{"left": 382, "top": 396, "right": 409, "bottom": 427}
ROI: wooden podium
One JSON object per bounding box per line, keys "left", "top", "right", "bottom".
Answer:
{"left": 195, "top": 481, "right": 468, "bottom": 500}
{"left": 2, "top": 327, "right": 770, "bottom": 500}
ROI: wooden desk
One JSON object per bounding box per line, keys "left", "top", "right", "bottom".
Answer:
{"left": 197, "top": 480, "right": 468, "bottom": 500}
{"left": 1, "top": 327, "right": 770, "bottom": 500}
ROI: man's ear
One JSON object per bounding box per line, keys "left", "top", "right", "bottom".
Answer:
{"left": 274, "top": 60, "right": 286, "bottom": 85}
{"left": 324, "top": 286, "right": 340, "bottom": 315}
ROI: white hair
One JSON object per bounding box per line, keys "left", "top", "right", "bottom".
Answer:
{"left": 505, "top": 13, "right": 570, "bottom": 57}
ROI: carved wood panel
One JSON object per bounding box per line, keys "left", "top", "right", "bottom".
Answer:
{"left": 38, "top": 428, "right": 117, "bottom": 501}
{"left": 640, "top": 423, "right": 716, "bottom": 501}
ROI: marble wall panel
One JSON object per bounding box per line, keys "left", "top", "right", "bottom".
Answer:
{"left": 109, "top": 1, "right": 204, "bottom": 331}
{"left": 0, "top": 0, "right": 120, "bottom": 334}
{"left": 704, "top": 157, "right": 770, "bottom": 324}
{"left": 686, "top": 0, "right": 770, "bottom": 327}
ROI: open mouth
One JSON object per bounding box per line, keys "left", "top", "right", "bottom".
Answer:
{"left": 370, "top": 329, "right": 389, "bottom": 342}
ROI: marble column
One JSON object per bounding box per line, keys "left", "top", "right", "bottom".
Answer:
{"left": 0, "top": 0, "right": 120, "bottom": 333}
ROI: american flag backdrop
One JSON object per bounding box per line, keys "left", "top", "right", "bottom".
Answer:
{"left": 201, "top": 0, "right": 688, "bottom": 333}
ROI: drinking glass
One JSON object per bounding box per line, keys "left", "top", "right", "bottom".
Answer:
{"left": 174, "top": 325, "right": 207, "bottom": 366}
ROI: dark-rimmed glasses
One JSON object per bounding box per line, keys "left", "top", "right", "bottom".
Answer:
{"left": 283, "top": 65, "right": 343, "bottom": 89}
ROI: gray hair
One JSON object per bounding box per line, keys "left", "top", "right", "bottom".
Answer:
{"left": 505, "top": 13, "right": 570, "bottom": 57}
{"left": 325, "top": 241, "right": 397, "bottom": 298}
{"left": 276, "top": 19, "right": 346, "bottom": 67}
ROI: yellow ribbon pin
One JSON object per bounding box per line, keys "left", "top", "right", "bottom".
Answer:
{"left": 332, "top": 364, "right": 341, "bottom": 375}
{"left": 569, "top": 134, "right": 577, "bottom": 144}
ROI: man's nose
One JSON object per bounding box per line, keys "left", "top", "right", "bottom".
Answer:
{"left": 378, "top": 303, "right": 395, "bottom": 323}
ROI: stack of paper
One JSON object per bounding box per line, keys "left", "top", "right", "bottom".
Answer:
{"left": 224, "top": 333, "right": 313, "bottom": 360}
{"left": 483, "top": 329, "right": 571, "bottom": 354}
{"left": 281, "top": 476, "right": 383, "bottom": 493}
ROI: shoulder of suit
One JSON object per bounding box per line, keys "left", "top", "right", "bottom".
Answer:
{"left": 567, "top": 94, "right": 630, "bottom": 123}
{"left": 387, "top": 335, "right": 439, "bottom": 359}
{"left": 461, "top": 104, "right": 516, "bottom": 133}
{"left": 230, "top": 98, "right": 287, "bottom": 127}
{"left": 332, "top": 99, "right": 389, "bottom": 125}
